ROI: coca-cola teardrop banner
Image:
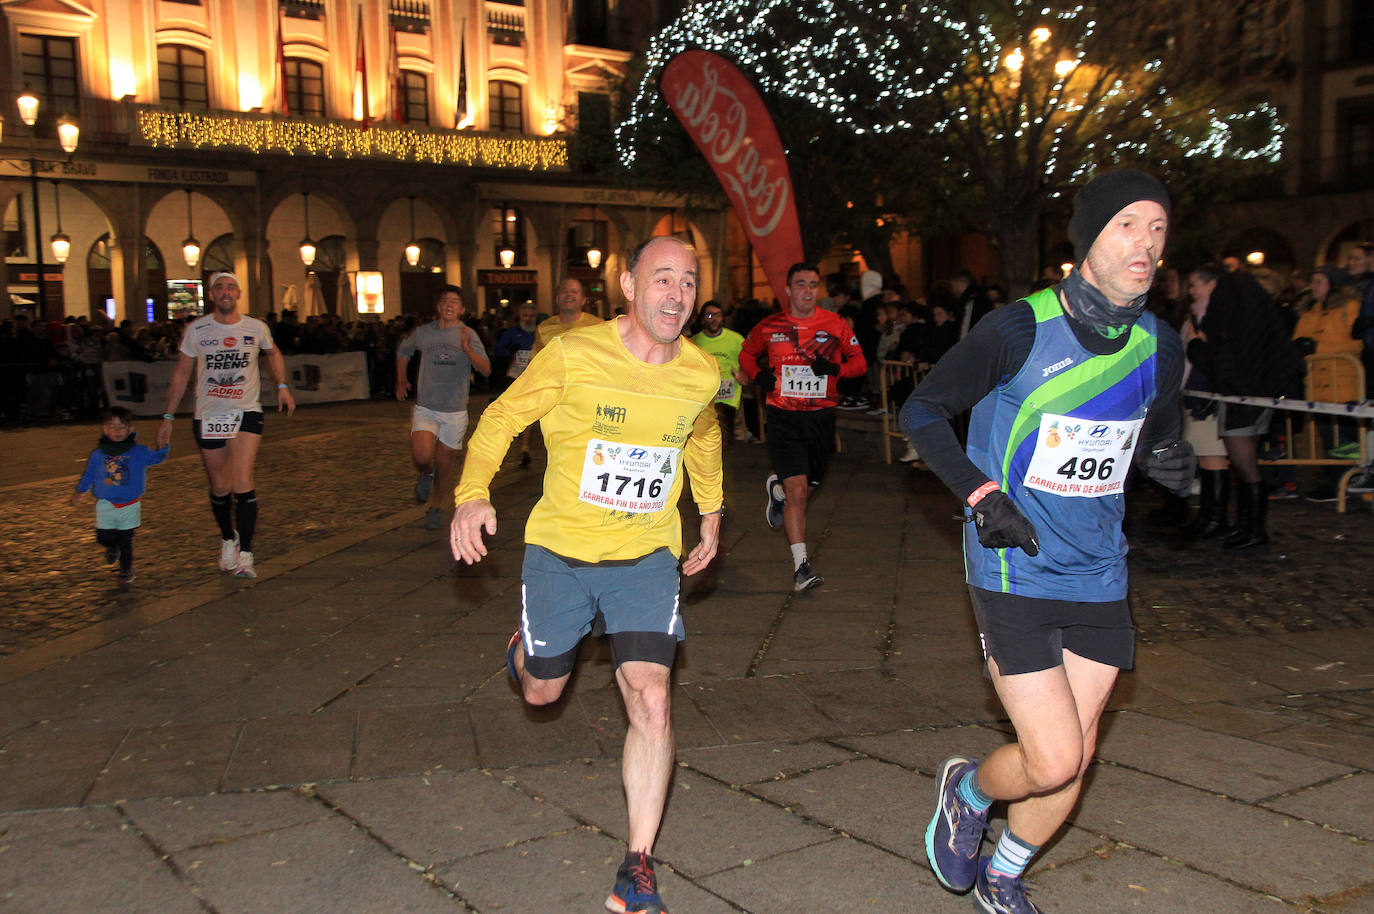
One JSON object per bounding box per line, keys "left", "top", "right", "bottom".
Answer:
{"left": 661, "top": 50, "right": 803, "bottom": 306}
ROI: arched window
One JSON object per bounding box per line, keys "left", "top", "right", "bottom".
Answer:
{"left": 157, "top": 45, "right": 209, "bottom": 110}
{"left": 202, "top": 234, "right": 235, "bottom": 273}
{"left": 284, "top": 58, "right": 325, "bottom": 118}
{"left": 488, "top": 80, "right": 523, "bottom": 133}
{"left": 402, "top": 71, "right": 429, "bottom": 124}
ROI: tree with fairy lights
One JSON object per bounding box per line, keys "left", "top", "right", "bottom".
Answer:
{"left": 617, "top": 0, "right": 1288, "bottom": 293}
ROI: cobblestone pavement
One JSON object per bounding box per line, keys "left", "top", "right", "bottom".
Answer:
{"left": 0, "top": 397, "right": 527, "bottom": 657}
{"left": 6, "top": 399, "right": 1374, "bottom": 657}
{"left": 1125, "top": 488, "right": 1374, "bottom": 642}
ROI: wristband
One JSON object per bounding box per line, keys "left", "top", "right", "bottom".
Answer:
{"left": 967, "top": 481, "right": 1000, "bottom": 507}
{"left": 276, "top": 383, "right": 289, "bottom": 389}
{"left": 162, "top": 413, "right": 175, "bottom": 421}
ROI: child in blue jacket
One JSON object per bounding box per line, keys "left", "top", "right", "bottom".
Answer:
{"left": 70, "top": 406, "right": 170, "bottom": 584}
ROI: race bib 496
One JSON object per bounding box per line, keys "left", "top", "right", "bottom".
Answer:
{"left": 1022, "top": 413, "right": 1144, "bottom": 497}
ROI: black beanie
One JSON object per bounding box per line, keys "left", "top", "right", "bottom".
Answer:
{"left": 1068, "top": 169, "right": 1171, "bottom": 263}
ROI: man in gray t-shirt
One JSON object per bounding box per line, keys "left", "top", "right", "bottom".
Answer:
{"left": 396, "top": 285, "right": 491, "bottom": 529}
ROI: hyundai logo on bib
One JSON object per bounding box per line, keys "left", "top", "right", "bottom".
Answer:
{"left": 1090, "top": 425, "right": 1111, "bottom": 438}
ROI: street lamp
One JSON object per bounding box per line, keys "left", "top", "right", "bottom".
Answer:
{"left": 48, "top": 183, "right": 70, "bottom": 264}
{"left": 49, "top": 181, "right": 69, "bottom": 264}
{"left": 181, "top": 189, "right": 201, "bottom": 268}
{"left": 17, "top": 89, "right": 38, "bottom": 126}
{"left": 56, "top": 117, "right": 78, "bottom": 154}
{"left": 299, "top": 191, "right": 316, "bottom": 266}
{"left": 586, "top": 247, "right": 602, "bottom": 270}
{"left": 404, "top": 196, "right": 421, "bottom": 267}
{"left": 13, "top": 90, "right": 78, "bottom": 320}
{"left": 499, "top": 247, "right": 515, "bottom": 268}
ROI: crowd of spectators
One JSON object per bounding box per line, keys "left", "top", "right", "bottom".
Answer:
{"left": 8, "top": 248, "right": 1374, "bottom": 443}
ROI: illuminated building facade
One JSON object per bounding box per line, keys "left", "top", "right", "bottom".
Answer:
{"left": 0, "top": 0, "right": 725, "bottom": 322}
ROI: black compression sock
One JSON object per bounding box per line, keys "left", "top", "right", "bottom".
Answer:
{"left": 210, "top": 492, "right": 234, "bottom": 540}
{"left": 235, "top": 490, "right": 258, "bottom": 551}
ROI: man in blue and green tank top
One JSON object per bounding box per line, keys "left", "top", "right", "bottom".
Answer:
{"left": 902, "top": 170, "right": 1195, "bottom": 914}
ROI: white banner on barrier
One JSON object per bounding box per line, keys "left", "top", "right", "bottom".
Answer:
{"left": 102, "top": 352, "right": 370, "bottom": 417}
{"left": 1185, "top": 389, "right": 1374, "bottom": 420}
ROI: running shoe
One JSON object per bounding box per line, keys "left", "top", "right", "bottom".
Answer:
{"left": 974, "top": 858, "right": 1043, "bottom": 914}
{"left": 793, "top": 561, "right": 823, "bottom": 592}
{"left": 764, "top": 474, "right": 785, "bottom": 529}
{"left": 425, "top": 507, "right": 444, "bottom": 530}
{"left": 1328, "top": 441, "right": 1361, "bottom": 460}
{"left": 219, "top": 535, "right": 240, "bottom": 572}
{"left": 117, "top": 569, "right": 135, "bottom": 585}
{"left": 414, "top": 470, "right": 435, "bottom": 503}
{"left": 925, "top": 756, "right": 988, "bottom": 893}
{"left": 506, "top": 628, "right": 521, "bottom": 681}
{"left": 234, "top": 551, "right": 257, "bottom": 579}
{"left": 1347, "top": 470, "right": 1374, "bottom": 494}
{"left": 605, "top": 851, "right": 668, "bottom": 914}
{"left": 898, "top": 444, "right": 922, "bottom": 463}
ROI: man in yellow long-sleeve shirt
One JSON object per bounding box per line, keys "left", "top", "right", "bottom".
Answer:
{"left": 450, "top": 236, "right": 721, "bottom": 914}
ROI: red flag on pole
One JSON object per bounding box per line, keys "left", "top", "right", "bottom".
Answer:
{"left": 352, "top": 7, "right": 370, "bottom": 125}
{"left": 277, "top": 13, "right": 289, "bottom": 115}
{"left": 389, "top": 26, "right": 405, "bottom": 123}
{"left": 660, "top": 51, "right": 803, "bottom": 305}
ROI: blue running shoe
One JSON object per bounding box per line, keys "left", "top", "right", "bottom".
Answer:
{"left": 975, "top": 858, "right": 1043, "bottom": 914}
{"left": 505, "top": 629, "right": 521, "bottom": 682}
{"left": 764, "top": 473, "right": 785, "bottom": 529}
{"left": 605, "top": 851, "right": 668, "bottom": 913}
{"left": 925, "top": 756, "right": 988, "bottom": 893}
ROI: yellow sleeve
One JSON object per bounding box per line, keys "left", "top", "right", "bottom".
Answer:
{"left": 454, "top": 342, "right": 566, "bottom": 505}
{"left": 683, "top": 400, "right": 724, "bottom": 514}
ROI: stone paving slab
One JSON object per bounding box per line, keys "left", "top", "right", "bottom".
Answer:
{"left": 677, "top": 738, "right": 860, "bottom": 785}
{"left": 697, "top": 836, "right": 970, "bottom": 914}
{"left": 1072, "top": 764, "right": 1374, "bottom": 902}
{"left": 318, "top": 770, "right": 580, "bottom": 863}
{"left": 0, "top": 807, "right": 206, "bottom": 914}
{"left": 749, "top": 757, "right": 926, "bottom": 859}
{"left": 433, "top": 826, "right": 739, "bottom": 914}
{"left": 163, "top": 812, "right": 460, "bottom": 912}
{"left": 1034, "top": 844, "right": 1304, "bottom": 912}
{"left": 1261, "top": 772, "right": 1374, "bottom": 840}
{"left": 1095, "top": 710, "right": 1354, "bottom": 801}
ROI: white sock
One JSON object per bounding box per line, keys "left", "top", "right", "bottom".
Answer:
{"left": 790, "top": 542, "right": 808, "bottom": 570}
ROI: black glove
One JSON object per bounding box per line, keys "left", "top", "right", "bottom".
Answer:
{"left": 1143, "top": 439, "right": 1196, "bottom": 497}
{"left": 811, "top": 354, "right": 840, "bottom": 376}
{"left": 968, "top": 490, "right": 1040, "bottom": 556}
{"left": 1294, "top": 336, "right": 1317, "bottom": 357}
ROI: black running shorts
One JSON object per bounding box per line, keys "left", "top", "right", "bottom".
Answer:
{"left": 765, "top": 405, "right": 835, "bottom": 485}
{"left": 968, "top": 585, "right": 1135, "bottom": 676}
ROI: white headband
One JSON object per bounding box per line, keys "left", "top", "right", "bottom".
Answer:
{"left": 208, "top": 272, "right": 239, "bottom": 287}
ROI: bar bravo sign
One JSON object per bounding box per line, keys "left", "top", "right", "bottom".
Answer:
{"left": 661, "top": 50, "right": 803, "bottom": 305}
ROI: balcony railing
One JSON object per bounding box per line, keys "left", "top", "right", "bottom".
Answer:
{"left": 281, "top": 0, "right": 325, "bottom": 20}
{"left": 489, "top": 8, "right": 524, "bottom": 46}
{"left": 390, "top": 0, "right": 429, "bottom": 33}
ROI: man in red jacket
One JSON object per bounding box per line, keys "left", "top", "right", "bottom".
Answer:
{"left": 740, "top": 262, "right": 867, "bottom": 591}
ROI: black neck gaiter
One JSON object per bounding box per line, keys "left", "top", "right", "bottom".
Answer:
{"left": 1061, "top": 267, "right": 1147, "bottom": 339}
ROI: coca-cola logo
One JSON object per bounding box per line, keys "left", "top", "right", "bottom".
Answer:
{"left": 666, "top": 57, "right": 790, "bottom": 239}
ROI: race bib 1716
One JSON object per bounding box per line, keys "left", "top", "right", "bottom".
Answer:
{"left": 578, "top": 439, "right": 681, "bottom": 513}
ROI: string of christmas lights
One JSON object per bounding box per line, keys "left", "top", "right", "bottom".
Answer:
{"left": 137, "top": 110, "right": 568, "bottom": 171}
{"left": 618, "top": 0, "right": 1284, "bottom": 183}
